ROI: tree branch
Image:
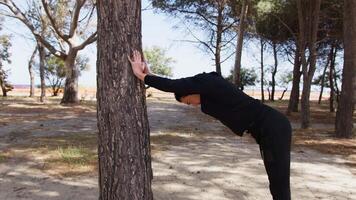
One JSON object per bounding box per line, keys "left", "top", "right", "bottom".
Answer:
{"left": 69, "top": 0, "right": 86, "bottom": 38}
{"left": 0, "top": 0, "right": 66, "bottom": 59}
{"left": 41, "top": 0, "right": 69, "bottom": 42}
{"left": 73, "top": 31, "right": 97, "bottom": 51}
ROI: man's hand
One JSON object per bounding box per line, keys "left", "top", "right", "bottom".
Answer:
{"left": 128, "top": 50, "right": 149, "bottom": 81}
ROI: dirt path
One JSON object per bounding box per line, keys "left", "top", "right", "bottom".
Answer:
{"left": 0, "top": 96, "right": 355, "bottom": 200}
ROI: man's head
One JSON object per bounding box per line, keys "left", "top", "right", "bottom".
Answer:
{"left": 174, "top": 93, "right": 201, "bottom": 106}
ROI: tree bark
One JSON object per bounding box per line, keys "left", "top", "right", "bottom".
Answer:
{"left": 299, "top": 0, "right": 321, "bottom": 129}
{"left": 61, "top": 50, "right": 79, "bottom": 104}
{"left": 233, "top": 0, "right": 248, "bottom": 87}
{"left": 38, "top": 42, "right": 46, "bottom": 102}
{"left": 271, "top": 42, "right": 278, "bottom": 101}
{"left": 28, "top": 46, "right": 37, "bottom": 97}
{"left": 287, "top": 43, "right": 302, "bottom": 115}
{"left": 335, "top": 0, "right": 356, "bottom": 138}
{"left": 97, "top": 1, "right": 153, "bottom": 199}
{"left": 260, "top": 37, "right": 265, "bottom": 102}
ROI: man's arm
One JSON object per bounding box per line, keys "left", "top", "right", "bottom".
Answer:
{"left": 129, "top": 50, "right": 204, "bottom": 95}
{"left": 144, "top": 74, "right": 203, "bottom": 95}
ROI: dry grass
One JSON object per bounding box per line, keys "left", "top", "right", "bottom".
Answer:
{"left": 1, "top": 90, "right": 355, "bottom": 177}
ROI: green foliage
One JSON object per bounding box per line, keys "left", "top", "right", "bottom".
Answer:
{"left": 144, "top": 46, "right": 174, "bottom": 77}
{"left": 279, "top": 71, "right": 293, "bottom": 88}
{"left": 226, "top": 67, "right": 258, "bottom": 90}
{"left": 254, "top": 0, "right": 298, "bottom": 43}
{"left": 44, "top": 54, "right": 89, "bottom": 96}
{"left": 0, "top": 18, "right": 12, "bottom": 96}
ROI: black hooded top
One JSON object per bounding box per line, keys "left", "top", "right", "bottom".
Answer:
{"left": 144, "top": 71, "right": 265, "bottom": 136}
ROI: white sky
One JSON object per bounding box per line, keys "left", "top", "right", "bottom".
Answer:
{"left": 1, "top": 0, "right": 299, "bottom": 89}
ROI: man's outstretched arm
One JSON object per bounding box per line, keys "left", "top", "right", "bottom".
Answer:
{"left": 129, "top": 50, "right": 203, "bottom": 95}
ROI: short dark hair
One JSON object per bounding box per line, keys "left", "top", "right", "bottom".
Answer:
{"left": 174, "top": 93, "right": 186, "bottom": 102}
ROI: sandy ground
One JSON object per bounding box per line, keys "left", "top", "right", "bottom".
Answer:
{"left": 0, "top": 92, "right": 355, "bottom": 200}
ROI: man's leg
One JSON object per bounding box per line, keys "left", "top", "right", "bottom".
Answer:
{"left": 260, "top": 112, "right": 292, "bottom": 200}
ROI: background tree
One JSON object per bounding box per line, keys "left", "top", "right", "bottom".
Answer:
{"left": 97, "top": 0, "right": 153, "bottom": 199}
{"left": 143, "top": 46, "right": 174, "bottom": 77}
{"left": 232, "top": 0, "right": 249, "bottom": 87}
{"left": 151, "top": 0, "right": 237, "bottom": 75}
{"left": 226, "top": 67, "right": 257, "bottom": 91}
{"left": 45, "top": 55, "right": 65, "bottom": 96}
{"left": 279, "top": 71, "right": 293, "bottom": 100}
{"left": 28, "top": 46, "right": 37, "bottom": 97}
{"left": 0, "top": 0, "right": 97, "bottom": 104}
{"left": 298, "top": 0, "right": 322, "bottom": 129}
{"left": 335, "top": 0, "right": 355, "bottom": 138}
{"left": 44, "top": 54, "right": 89, "bottom": 96}
{"left": 0, "top": 23, "right": 11, "bottom": 97}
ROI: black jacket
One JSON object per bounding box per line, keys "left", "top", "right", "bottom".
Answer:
{"left": 144, "top": 71, "right": 264, "bottom": 136}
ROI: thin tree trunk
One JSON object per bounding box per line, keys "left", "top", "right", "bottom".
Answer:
{"left": 299, "top": 0, "right": 321, "bottom": 129}
{"left": 329, "top": 44, "right": 336, "bottom": 112}
{"left": 280, "top": 88, "right": 288, "bottom": 100}
{"left": 61, "top": 51, "right": 79, "bottom": 104}
{"left": 233, "top": 0, "right": 248, "bottom": 87}
{"left": 260, "top": 37, "right": 265, "bottom": 102}
{"left": 38, "top": 43, "right": 46, "bottom": 102}
{"left": 0, "top": 71, "right": 7, "bottom": 97}
{"left": 28, "top": 46, "right": 37, "bottom": 97}
{"left": 287, "top": 43, "right": 301, "bottom": 115}
{"left": 215, "top": 5, "right": 223, "bottom": 75}
{"left": 335, "top": 0, "right": 356, "bottom": 138}
{"left": 97, "top": 1, "right": 153, "bottom": 199}
{"left": 271, "top": 42, "right": 278, "bottom": 101}
{"left": 318, "top": 46, "right": 332, "bottom": 104}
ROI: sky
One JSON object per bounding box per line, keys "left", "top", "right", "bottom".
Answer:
{"left": 1, "top": 0, "right": 292, "bottom": 89}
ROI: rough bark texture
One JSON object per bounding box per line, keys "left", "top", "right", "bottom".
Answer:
{"left": 335, "top": 0, "right": 356, "bottom": 138}
{"left": 28, "top": 47, "right": 37, "bottom": 97}
{"left": 97, "top": 1, "right": 153, "bottom": 199}
{"left": 287, "top": 43, "right": 301, "bottom": 115}
{"left": 260, "top": 38, "right": 265, "bottom": 102}
{"left": 233, "top": 0, "right": 248, "bottom": 87}
{"left": 61, "top": 51, "right": 79, "bottom": 104}
{"left": 38, "top": 43, "right": 46, "bottom": 102}
{"left": 298, "top": 0, "right": 321, "bottom": 129}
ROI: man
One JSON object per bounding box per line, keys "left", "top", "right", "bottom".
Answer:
{"left": 129, "top": 50, "right": 292, "bottom": 200}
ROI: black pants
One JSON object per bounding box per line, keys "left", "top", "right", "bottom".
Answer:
{"left": 251, "top": 105, "right": 292, "bottom": 200}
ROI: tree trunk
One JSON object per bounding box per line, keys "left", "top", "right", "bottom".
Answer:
{"left": 279, "top": 88, "right": 288, "bottom": 100}
{"left": 287, "top": 43, "right": 301, "bottom": 115}
{"left": 318, "top": 45, "right": 332, "bottom": 104}
{"left": 335, "top": 0, "right": 356, "bottom": 138}
{"left": 329, "top": 44, "right": 337, "bottom": 112}
{"left": 260, "top": 37, "right": 265, "bottom": 102}
{"left": 271, "top": 42, "right": 278, "bottom": 101}
{"left": 299, "top": 0, "right": 321, "bottom": 129}
{"left": 0, "top": 72, "right": 7, "bottom": 97}
{"left": 97, "top": 1, "right": 153, "bottom": 199}
{"left": 28, "top": 46, "right": 37, "bottom": 97}
{"left": 215, "top": 5, "right": 223, "bottom": 75}
{"left": 38, "top": 43, "right": 46, "bottom": 102}
{"left": 233, "top": 0, "right": 248, "bottom": 87}
{"left": 61, "top": 51, "right": 79, "bottom": 104}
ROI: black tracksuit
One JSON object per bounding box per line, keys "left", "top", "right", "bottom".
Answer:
{"left": 144, "top": 72, "right": 292, "bottom": 200}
